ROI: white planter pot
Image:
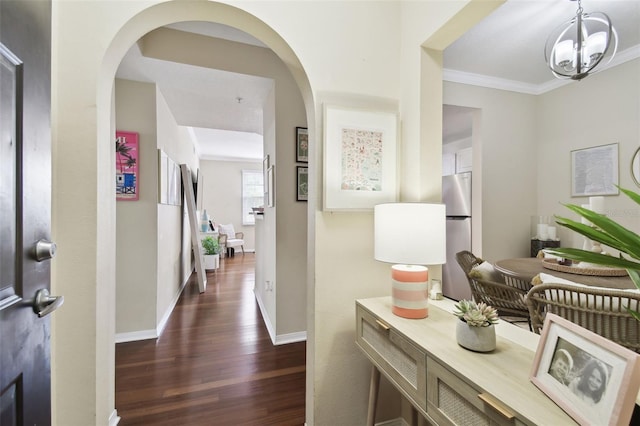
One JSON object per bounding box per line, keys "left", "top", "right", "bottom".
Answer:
{"left": 203, "top": 254, "right": 219, "bottom": 270}
{"left": 456, "top": 321, "right": 496, "bottom": 352}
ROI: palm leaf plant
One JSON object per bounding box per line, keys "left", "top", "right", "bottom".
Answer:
{"left": 545, "top": 186, "right": 640, "bottom": 320}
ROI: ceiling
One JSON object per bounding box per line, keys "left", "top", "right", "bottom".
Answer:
{"left": 115, "top": 1, "right": 640, "bottom": 157}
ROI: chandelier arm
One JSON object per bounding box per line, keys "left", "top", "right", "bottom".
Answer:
{"left": 576, "top": 11, "right": 583, "bottom": 75}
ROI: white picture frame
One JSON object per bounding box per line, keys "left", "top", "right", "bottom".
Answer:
{"left": 530, "top": 314, "right": 640, "bottom": 426}
{"left": 323, "top": 104, "right": 398, "bottom": 211}
{"left": 267, "top": 165, "right": 275, "bottom": 207}
{"left": 571, "top": 143, "right": 619, "bottom": 196}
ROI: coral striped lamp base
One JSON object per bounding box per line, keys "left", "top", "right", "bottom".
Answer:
{"left": 391, "top": 264, "right": 429, "bottom": 319}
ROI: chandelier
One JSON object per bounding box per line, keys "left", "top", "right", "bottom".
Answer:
{"left": 544, "top": 0, "right": 618, "bottom": 80}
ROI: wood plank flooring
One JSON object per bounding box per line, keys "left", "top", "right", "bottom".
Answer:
{"left": 115, "top": 254, "right": 306, "bottom": 425}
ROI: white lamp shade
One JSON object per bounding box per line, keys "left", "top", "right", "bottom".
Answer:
{"left": 374, "top": 203, "right": 446, "bottom": 265}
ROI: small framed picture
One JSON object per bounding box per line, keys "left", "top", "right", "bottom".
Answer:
{"left": 297, "top": 166, "right": 308, "bottom": 202}
{"left": 296, "top": 127, "right": 308, "bottom": 163}
{"left": 530, "top": 314, "right": 640, "bottom": 426}
{"left": 571, "top": 143, "right": 619, "bottom": 196}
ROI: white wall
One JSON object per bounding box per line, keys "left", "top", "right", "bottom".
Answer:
{"left": 154, "top": 88, "right": 198, "bottom": 330}
{"left": 199, "top": 159, "right": 260, "bottom": 252}
{"left": 444, "top": 82, "right": 538, "bottom": 261}
{"left": 441, "top": 58, "right": 640, "bottom": 263}
{"left": 50, "top": 2, "right": 485, "bottom": 425}
{"left": 259, "top": 86, "right": 278, "bottom": 341}
{"left": 536, "top": 58, "right": 640, "bottom": 250}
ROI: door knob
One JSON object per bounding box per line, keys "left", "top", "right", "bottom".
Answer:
{"left": 33, "top": 289, "right": 64, "bottom": 317}
{"left": 34, "top": 239, "right": 57, "bottom": 262}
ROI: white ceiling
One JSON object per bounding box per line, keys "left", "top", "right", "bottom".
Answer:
{"left": 443, "top": 0, "right": 640, "bottom": 144}
{"left": 115, "top": 1, "right": 640, "bottom": 157}
{"left": 116, "top": 23, "right": 272, "bottom": 161}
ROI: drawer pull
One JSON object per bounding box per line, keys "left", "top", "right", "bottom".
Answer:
{"left": 478, "top": 393, "right": 514, "bottom": 420}
{"left": 375, "top": 319, "right": 390, "bottom": 330}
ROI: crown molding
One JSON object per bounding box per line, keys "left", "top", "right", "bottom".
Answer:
{"left": 444, "top": 44, "right": 640, "bottom": 96}
{"left": 199, "top": 154, "right": 262, "bottom": 163}
{"left": 442, "top": 69, "right": 542, "bottom": 95}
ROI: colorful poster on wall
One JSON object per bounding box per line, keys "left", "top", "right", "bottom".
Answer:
{"left": 115, "top": 130, "right": 139, "bottom": 201}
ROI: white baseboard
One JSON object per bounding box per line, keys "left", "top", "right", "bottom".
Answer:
{"left": 108, "top": 409, "right": 120, "bottom": 425}
{"left": 156, "top": 275, "right": 188, "bottom": 336}
{"left": 115, "top": 271, "right": 189, "bottom": 343}
{"left": 254, "top": 291, "right": 306, "bottom": 346}
{"left": 376, "top": 418, "right": 409, "bottom": 426}
{"left": 274, "top": 331, "right": 307, "bottom": 345}
{"left": 115, "top": 329, "right": 157, "bottom": 343}
{"left": 254, "top": 292, "right": 276, "bottom": 343}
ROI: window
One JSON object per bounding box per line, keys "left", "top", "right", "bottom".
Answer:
{"left": 242, "top": 169, "right": 264, "bottom": 225}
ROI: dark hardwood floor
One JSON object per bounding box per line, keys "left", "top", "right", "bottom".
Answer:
{"left": 115, "top": 253, "right": 306, "bottom": 425}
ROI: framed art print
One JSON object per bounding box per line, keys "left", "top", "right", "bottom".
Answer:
{"left": 323, "top": 104, "right": 398, "bottom": 211}
{"left": 571, "top": 143, "right": 619, "bottom": 196}
{"left": 530, "top": 314, "right": 640, "bottom": 426}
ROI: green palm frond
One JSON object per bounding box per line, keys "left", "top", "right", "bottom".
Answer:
{"left": 546, "top": 186, "right": 640, "bottom": 296}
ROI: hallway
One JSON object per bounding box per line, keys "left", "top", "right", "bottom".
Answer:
{"left": 115, "top": 254, "right": 306, "bottom": 425}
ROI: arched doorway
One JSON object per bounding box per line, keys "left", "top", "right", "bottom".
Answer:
{"left": 52, "top": 2, "right": 315, "bottom": 424}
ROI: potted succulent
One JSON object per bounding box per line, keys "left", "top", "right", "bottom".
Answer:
{"left": 201, "top": 236, "right": 221, "bottom": 270}
{"left": 545, "top": 186, "right": 640, "bottom": 319}
{"left": 453, "top": 300, "right": 499, "bottom": 352}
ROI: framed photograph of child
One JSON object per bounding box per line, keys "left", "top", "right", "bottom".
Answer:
{"left": 530, "top": 314, "right": 640, "bottom": 426}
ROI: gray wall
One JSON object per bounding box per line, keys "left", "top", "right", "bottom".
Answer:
{"left": 115, "top": 79, "right": 198, "bottom": 340}
{"left": 115, "top": 79, "right": 159, "bottom": 336}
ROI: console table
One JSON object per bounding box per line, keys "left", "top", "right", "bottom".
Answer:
{"left": 356, "top": 297, "right": 576, "bottom": 425}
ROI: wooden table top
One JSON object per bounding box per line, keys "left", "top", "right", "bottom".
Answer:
{"left": 494, "top": 257, "right": 635, "bottom": 289}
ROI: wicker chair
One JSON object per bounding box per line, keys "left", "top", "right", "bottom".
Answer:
{"left": 468, "top": 276, "right": 532, "bottom": 328}
{"left": 527, "top": 283, "right": 640, "bottom": 352}
{"left": 455, "top": 250, "right": 483, "bottom": 287}
{"left": 455, "top": 251, "right": 532, "bottom": 329}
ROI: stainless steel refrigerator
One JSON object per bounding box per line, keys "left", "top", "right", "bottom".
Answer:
{"left": 442, "top": 172, "right": 472, "bottom": 301}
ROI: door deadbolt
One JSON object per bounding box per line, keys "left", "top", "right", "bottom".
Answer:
{"left": 35, "top": 239, "right": 57, "bottom": 262}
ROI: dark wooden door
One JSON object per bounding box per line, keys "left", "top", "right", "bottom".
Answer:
{"left": 0, "top": 1, "right": 56, "bottom": 425}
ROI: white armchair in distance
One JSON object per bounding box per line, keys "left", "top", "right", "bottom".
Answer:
{"left": 218, "top": 223, "right": 244, "bottom": 257}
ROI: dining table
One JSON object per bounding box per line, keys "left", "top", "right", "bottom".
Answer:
{"left": 494, "top": 257, "right": 635, "bottom": 290}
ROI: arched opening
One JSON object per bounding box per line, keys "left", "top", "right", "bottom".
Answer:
{"left": 53, "top": 2, "right": 315, "bottom": 424}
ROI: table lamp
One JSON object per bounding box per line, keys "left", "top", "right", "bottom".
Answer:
{"left": 374, "top": 203, "right": 446, "bottom": 319}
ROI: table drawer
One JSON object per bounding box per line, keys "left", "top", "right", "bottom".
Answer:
{"left": 427, "top": 357, "right": 522, "bottom": 426}
{"left": 356, "top": 305, "right": 427, "bottom": 411}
